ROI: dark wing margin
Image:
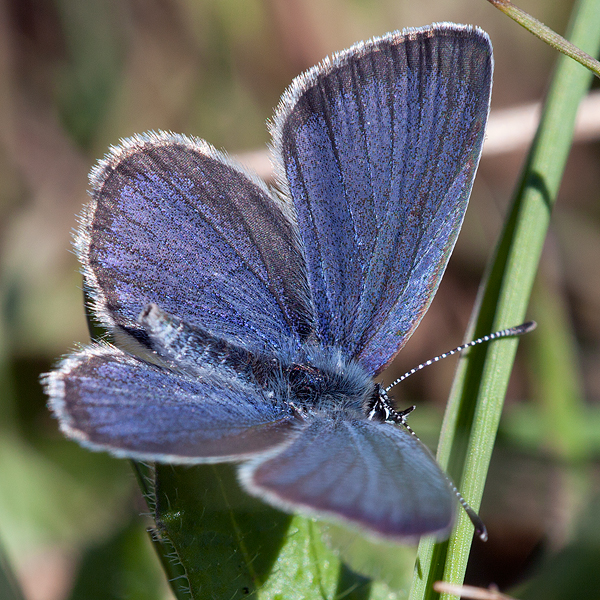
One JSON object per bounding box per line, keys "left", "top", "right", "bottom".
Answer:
{"left": 80, "top": 132, "right": 314, "bottom": 357}
{"left": 271, "top": 24, "right": 493, "bottom": 374}
{"left": 239, "top": 415, "right": 455, "bottom": 541}
{"left": 43, "top": 344, "right": 296, "bottom": 463}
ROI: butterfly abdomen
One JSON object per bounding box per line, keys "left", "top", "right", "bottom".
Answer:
{"left": 139, "top": 303, "right": 280, "bottom": 383}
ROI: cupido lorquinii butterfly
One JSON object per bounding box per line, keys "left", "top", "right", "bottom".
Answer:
{"left": 44, "top": 23, "right": 501, "bottom": 542}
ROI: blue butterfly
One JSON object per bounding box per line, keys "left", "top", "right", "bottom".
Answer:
{"left": 44, "top": 23, "right": 493, "bottom": 542}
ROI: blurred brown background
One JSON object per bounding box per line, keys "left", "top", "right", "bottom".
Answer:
{"left": 0, "top": 0, "right": 599, "bottom": 599}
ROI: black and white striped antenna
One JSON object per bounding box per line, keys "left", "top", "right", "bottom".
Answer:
{"left": 383, "top": 320, "right": 536, "bottom": 541}
{"left": 385, "top": 321, "right": 537, "bottom": 393}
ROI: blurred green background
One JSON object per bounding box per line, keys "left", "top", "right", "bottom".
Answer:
{"left": 0, "top": 0, "right": 599, "bottom": 598}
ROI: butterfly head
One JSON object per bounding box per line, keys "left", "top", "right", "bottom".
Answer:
{"left": 365, "top": 384, "right": 417, "bottom": 427}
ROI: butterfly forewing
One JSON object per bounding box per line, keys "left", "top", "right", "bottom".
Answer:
{"left": 273, "top": 24, "right": 492, "bottom": 374}
{"left": 83, "top": 133, "right": 314, "bottom": 355}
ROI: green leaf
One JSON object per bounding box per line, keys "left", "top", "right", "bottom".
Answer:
{"left": 255, "top": 517, "right": 341, "bottom": 600}
{"left": 153, "top": 463, "right": 295, "bottom": 599}
{"left": 324, "top": 523, "right": 415, "bottom": 592}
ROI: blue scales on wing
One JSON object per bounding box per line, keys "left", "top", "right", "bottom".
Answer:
{"left": 273, "top": 25, "right": 492, "bottom": 374}
{"left": 240, "top": 415, "right": 455, "bottom": 540}
{"left": 45, "top": 344, "right": 297, "bottom": 462}
{"left": 81, "top": 132, "right": 314, "bottom": 357}
{"left": 48, "top": 133, "right": 319, "bottom": 462}
{"left": 44, "top": 24, "right": 495, "bottom": 541}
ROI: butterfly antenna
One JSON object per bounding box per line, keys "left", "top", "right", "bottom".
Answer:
{"left": 383, "top": 321, "right": 536, "bottom": 541}
{"left": 449, "top": 481, "right": 488, "bottom": 541}
{"left": 384, "top": 321, "right": 536, "bottom": 393}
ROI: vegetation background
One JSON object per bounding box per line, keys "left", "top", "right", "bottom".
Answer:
{"left": 0, "top": 0, "right": 598, "bottom": 598}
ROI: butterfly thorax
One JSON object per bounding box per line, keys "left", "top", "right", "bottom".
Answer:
{"left": 282, "top": 356, "right": 376, "bottom": 417}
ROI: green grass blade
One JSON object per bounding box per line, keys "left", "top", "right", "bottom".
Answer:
{"left": 487, "top": 0, "right": 600, "bottom": 78}
{"left": 410, "top": 0, "right": 600, "bottom": 597}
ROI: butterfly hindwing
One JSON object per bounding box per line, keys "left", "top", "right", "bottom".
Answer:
{"left": 45, "top": 344, "right": 296, "bottom": 462}
{"left": 240, "top": 415, "right": 455, "bottom": 540}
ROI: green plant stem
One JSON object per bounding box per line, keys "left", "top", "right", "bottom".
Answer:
{"left": 487, "top": 0, "right": 600, "bottom": 78}
{"left": 130, "top": 462, "right": 190, "bottom": 600}
{"left": 409, "top": 0, "right": 600, "bottom": 598}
